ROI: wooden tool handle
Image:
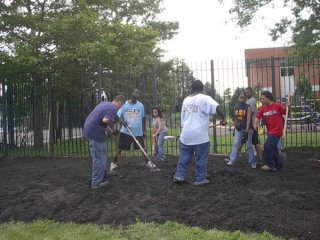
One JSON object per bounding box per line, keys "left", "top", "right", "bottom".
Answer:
{"left": 283, "top": 95, "right": 291, "bottom": 138}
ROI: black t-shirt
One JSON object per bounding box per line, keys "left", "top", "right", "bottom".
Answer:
{"left": 234, "top": 103, "right": 250, "bottom": 131}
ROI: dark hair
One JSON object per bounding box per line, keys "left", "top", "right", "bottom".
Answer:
{"left": 131, "top": 87, "right": 139, "bottom": 93}
{"left": 245, "top": 87, "right": 253, "bottom": 93}
{"left": 261, "top": 91, "right": 274, "bottom": 101}
{"left": 191, "top": 80, "right": 204, "bottom": 93}
{"left": 239, "top": 92, "right": 247, "bottom": 98}
{"left": 152, "top": 106, "right": 163, "bottom": 118}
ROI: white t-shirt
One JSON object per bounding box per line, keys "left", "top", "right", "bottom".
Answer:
{"left": 180, "top": 93, "right": 219, "bottom": 145}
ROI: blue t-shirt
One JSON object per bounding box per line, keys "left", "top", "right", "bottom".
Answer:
{"left": 117, "top": 100, "right": 145, "bottom": 136}
{"left": 83, "top": 101, "right": 118, "bottom": 142}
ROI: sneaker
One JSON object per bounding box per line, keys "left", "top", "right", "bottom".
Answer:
{"left": 146, "top": 161, "right": 156, "bottom": 169}
{"left": 91, "top": 180, "right": 109, "bottom": 190}
{"left": 194, "top": 179, "right": 210, "bottom": 186}
{"left": 110, "top": 162, "right": 118, "bottom": 172}
{"left": 227, "top": 160, "right": 234, "bottom": 166}
{"left": 251, "top": 164, "right": 257, "bottom": 169}
{"left": 173, "top": 176, "right": 186, "bottom": 183}
{"left": 261, "top": 165, "right": 273, "bottom": 171}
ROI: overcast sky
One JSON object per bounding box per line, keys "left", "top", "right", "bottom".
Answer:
{"left": 158, "top": 0, "right": 292, "bottom": 62}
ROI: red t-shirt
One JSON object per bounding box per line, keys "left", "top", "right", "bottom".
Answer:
{"left": 256, "top": 102, "right": 286, "bottom": 137}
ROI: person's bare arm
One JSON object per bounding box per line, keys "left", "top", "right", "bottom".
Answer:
{"left": 246, "top": 107, "right": 252, "bottom": 132}
{"left": 216, "top": 105, "right": 227, "bottom": 125}
{"left": 154, "top": 118, "right": 163, "bottom": 136}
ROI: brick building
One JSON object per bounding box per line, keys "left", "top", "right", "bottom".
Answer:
{"left": 244, "top": 47, "right": 320, "bottom": 100}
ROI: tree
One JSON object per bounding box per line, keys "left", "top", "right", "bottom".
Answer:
{"left": 0, "top": 0, "right": 178, "bottom": 149}
{"left": 294, "top": 74, "right": 313, "bottom": 101}
{"left": 220, "top": 0, "right": 320, "bottom": 56}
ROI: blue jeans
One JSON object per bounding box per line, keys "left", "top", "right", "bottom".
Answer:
{"left": 89, "top": 139, "right": 108, "bottom": 187}
{"left": 156, "top": 131, "right": 167, "bottom": 160}
{"left": 229, "top": 129, "right": 256, "bottom": 165}
{"left": 175, "top": 141, "right": 210, "bottom": 183}
{"left": 264, "top": 135, "right": 283, "bottom": 170}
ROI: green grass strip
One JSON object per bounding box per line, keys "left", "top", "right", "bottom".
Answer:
{"left": 0, "top": 220, "right": 284, "bottom": 240}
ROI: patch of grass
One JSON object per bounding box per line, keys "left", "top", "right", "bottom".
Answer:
{"left": 0, "top": 220, "right": 284, "bottom": 240}
{"left": 1, "top": 128, "right": 319, "bottom": 159}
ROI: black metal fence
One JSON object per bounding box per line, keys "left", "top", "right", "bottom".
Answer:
{"left": 1, "top": 57, "right": 319, "bottom": 159}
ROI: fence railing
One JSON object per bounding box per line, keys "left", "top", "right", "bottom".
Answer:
{"left": 1, "top": 57, "right": 319, "bottom": 159}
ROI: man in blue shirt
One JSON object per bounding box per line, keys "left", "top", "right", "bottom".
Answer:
{"left": 83, "top": 95, "right": 125, "bottom": 189}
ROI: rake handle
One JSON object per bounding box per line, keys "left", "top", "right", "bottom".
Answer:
{"left": 283, "top": 95, "right": 291, "bottom": 138}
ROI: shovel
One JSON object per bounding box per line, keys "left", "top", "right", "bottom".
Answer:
{"left": 121, "top": 122, "right": 160, "bottom": 172}
{"left": 279, "top": 95, "right": 291, "bottom": 161}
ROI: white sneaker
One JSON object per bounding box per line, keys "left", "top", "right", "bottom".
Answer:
{"left": 227, "top": 160, "right": 234, "bottom": 166}
{"left": 146, "top": 161, "right": 156, "bottom": 169}
{"left": 110, "top": 162, "right": 118, "bottom": 172}
{"left": 91, "top": 180, "right": 109, "bottom": 190}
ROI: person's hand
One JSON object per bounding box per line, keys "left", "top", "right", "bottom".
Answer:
{"left": 112, "top": 129, "right": 120, "bottom": 136}
{"left": 118, "top": 118, "right": 128, "bottom": 127}
{"left": 220, "top": 120, "right": 227, "bottom": 126}
{"left": 241, "top": 131, "right": 248, "bottom": 144}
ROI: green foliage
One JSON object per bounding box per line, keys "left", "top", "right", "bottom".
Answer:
{"left": 0, "top": 0, "right": 179, "bottom": 93}
{"left": 220, "top": 0, "right": 320, "bottom": 56}
{"left": 294, "top": 74, "right": 313, "bottom": 100}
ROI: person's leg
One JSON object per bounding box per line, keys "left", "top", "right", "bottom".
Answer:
{"left": 194, "top": 141, "right": 210, "bottom": 183}
{"left": 156, "top": 132, "right": 167, "bottom": 161}
{"left": 246, "top": 129, "right": 256, "bottom": 167}
{"left": 174, "top": 142, "right": 194, "bottom": 180}
{"left": 89, "top": 139, "right": 108, "bottom": 187}
{"left": 254, "top": 144, "right": 263, "bottom": 162}
{"left": 263, "top": 135, "right": 280, "bottom": 169}
{"left": 252, "top": 130, "right": 263, "bottom": 162}
{"left": 111, "top": 133, "right": 132, "bottom": 171}
{"left": 229, "top": 129, "right": 242, "bottom": 164}
{"left": 273, "top": 137, "right": 283, "bottom": 170}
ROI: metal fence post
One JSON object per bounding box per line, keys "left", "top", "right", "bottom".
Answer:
{"left": 152, "top": 64, "right": 157, "bottom": 106}
{"left": 98, "top": 64, "right": 102, "bottom": 103}
{"left": 210, "top": 60, "right": 218, "bottom": 153}
{"left": 48, "top": 73, "right": 54, "bottom": 156}
{"left": 1, "top": 78, "right": 8, "bottom": 158}
{"left": 271, "top": 56, "right": 276, "bottom": 94}
{"left": 6, "top": 83, "right": 14, "bottom": 146}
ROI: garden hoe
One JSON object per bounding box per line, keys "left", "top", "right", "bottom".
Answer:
{"left": 121, "top": 123, "right": 160, "bottom": 172}
{"left": 279, "top": 95, "right": 291, "bottom": 162}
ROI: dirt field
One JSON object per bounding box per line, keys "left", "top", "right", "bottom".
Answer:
{"left": 0, "top": 147, "right": 319, "bottom": 240}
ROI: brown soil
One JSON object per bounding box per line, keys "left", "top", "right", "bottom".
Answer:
{"left": 0, "top": 148, "right": 319, "bottom": 240}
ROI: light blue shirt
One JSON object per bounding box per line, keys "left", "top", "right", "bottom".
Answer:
{"left": 117, "top": 100, "right": 145, "bottom": 136}
{"left": 180, "top": 93, "right": 219, "bottom": 145}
